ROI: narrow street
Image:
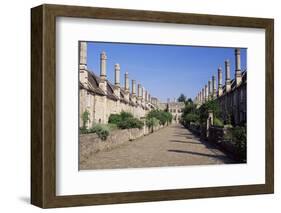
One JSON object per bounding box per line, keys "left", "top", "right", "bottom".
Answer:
{"left": 80, "top": 124, "right": 234, "bottom": 170}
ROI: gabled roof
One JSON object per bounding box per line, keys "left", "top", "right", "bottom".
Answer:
{"left": 81, "top": 70, "right": 139, "bottom": 106}
{"left": 221, "top": 69, "right": 247, "bottom": 93}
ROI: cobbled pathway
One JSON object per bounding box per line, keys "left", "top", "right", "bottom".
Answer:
{"left": 80, "top": 124, "right": 234, "bottom": 170}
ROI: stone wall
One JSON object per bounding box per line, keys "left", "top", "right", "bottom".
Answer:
{"left": 79, "top": 125, "right": 163, "bottom": 165}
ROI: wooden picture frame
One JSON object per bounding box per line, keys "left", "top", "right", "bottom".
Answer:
{"left": 31, "top": 4, "right": 274, "bottom": 208}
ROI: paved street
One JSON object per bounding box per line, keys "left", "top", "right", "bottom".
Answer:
{"left": 80, "top": 124, "right": 234, "bottom": 170}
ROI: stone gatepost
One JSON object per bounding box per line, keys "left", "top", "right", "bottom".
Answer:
{"left": 206, "top": 110, "right": 214, "bottom": 138}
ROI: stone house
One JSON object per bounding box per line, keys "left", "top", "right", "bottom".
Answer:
{"left": 79, "top": 42, "right": 158, "bottom": 128}
{"left": 195, "top": 48, "right": 247, "bottom": 126}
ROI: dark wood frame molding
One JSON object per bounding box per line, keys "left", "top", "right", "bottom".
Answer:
{"left": 31, "top": 4, "right": 274, "bottom": 208}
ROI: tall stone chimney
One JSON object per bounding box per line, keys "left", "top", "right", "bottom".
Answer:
{"left": 131, "top": 80, "right": 136, "bottom": 103}
{"left": 79, "top": 42, "right": 88, "bottom": 87}
{"left": 137, "top": 84, "right": 142, "bottom": 105}
{"left": 79, "top": 41, "right": 87, "bottom": 70}
{"left": 114, "top": 64, "right": 120, "bottom": 87}
{"left": 202, "top": 88, "right": 205, "bottom": 103}
{"left": 235, "top": 48, "right": 242, "bottom": 85}
{"left": 208, "top": 80, "right": 212, "bottom": 100}
{"left": 113, "top": 64, "right": 121, "bottom": 98}
{"left": 99, "top": 51, "right": 107, "bottom": 93}
{"left": 142, "top": 87, "right": 145, "bottom": 105}
{"left": 205, "top": 84, "right": 208, "bottom": 102}
{"left": 124, "top": 72, "right": 129, "bottom": 92}
{"left": 132, "top": 80, "right": 136, "bottom": 96}
{"left": 124, "top": 72, "right": 130, "bottom": 101}
{"left": 100, "top": 51, "right": 107, "bottom": 80}
{"left": 212, "top": 75, "right": 217, "bottom": 99}
{"left": 218, "top": 66, "right": 223, "bottom": 96}
{"left": 225, "top": 59, "right": 231, "bottom": 92}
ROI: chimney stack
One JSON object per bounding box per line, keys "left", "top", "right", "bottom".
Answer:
{"left": 225, "top": 59, "right": 231, "bottom": 92}
{"left": 142, "top": 87, "right": 145, "bottom": 100}
{"left": 205, "top": 84, "right": 208, "bottom": 102}
{"left": 212, "top": 75, "right": 217, "bottom": 99}
{"left": 137, "top": 84, "right": 142, "bottom": 104}
{"left": 132, "top": 80, "right": 136, "bottom": 96}
{"left": 123, "top": 72, "right": 130, "bottom": 101}
{"left": 208, "top": 80, "right": 212, "bottom": 100}
{"left": 114, "top": 64, "right": 120, "bottom": 87}
{"left": 100, "top": 51, "right": 107, "bottom": 81}
{"left": 218, "top": 66, "right": 223, "bottom": 96}
{"left": 124, "top": 72, "right": 129, "bottom": 92}
{"left": 201, "top": 87, "right": 205, "bottom": 103}
{"left": 99, "top": 51, "right": 107, "bottom": 93}
{"left": 79, "top": 42, "right": 88, "bottom": 87}
{"left": 113, "top": 64, "right": 121, "bottom": 98}
{"left": 79, "top": 41, "right": 87, "bottom": 70}
{"left": 235, "top": 48, "right": 242, "bottom": 85}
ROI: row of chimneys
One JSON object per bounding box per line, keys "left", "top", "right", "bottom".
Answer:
{"left": 195, "top": 48, "right": 243, "bottom": 104}
{"left": 80, "top": 42, "right": 153, "bottom": 105}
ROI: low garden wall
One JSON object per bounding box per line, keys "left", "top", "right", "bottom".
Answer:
{"left": 80, "top": 125, "right": 163, "bottom": 164}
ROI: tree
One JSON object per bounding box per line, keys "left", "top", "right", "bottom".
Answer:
{"left": 82, "top": 110, "right": 90, "bottom": 129}
{"left": 198, "top": 99, "right": 221, "bottom": 123}
{"left": 186, "top": 98, "right": 193, "bottom": 105}
{"left": 177, "top": 93, "right": 187, "bottom": 102}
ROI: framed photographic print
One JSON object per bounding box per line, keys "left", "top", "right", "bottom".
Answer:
{"left": 31, "top": 4, "right": 274, "bottom": 208}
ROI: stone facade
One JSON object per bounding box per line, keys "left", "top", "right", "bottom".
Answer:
{"left": 194, "top": 48, "right": 247, "bottom": 125}
{"left": 158, "top": 99, "right": 185, "bottom": 123}
{"left": 79, "top": 42, "right": 159, "bottom": 128}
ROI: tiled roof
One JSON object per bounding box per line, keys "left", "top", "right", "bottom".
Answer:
{"left": 221, "top": 69, "right": 247, "bottom": 94}
{"left": 81, "top": 70, "right": 139, "bottom": 106}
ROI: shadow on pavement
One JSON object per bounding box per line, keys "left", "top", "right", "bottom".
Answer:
{"left": 167, "top": 149, "right": 233, "bottom": 163}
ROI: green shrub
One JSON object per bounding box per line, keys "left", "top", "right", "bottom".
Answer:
{"left": 89, "top": 124, "right": 110, "bottom": 140}
{"left": 199, "top": 100, "right": 221, "bottom": 123}
{"left": 120, "top": 111, "right": 134, "bottom": 120}
{"left": 81, "top": 110, "right": 90, "bottom": 128}
{"left": 108, "top": 111, "right": 143, "bottom": 129}
{"left": 213, "top": 117, "right": 224, "bottom": 127}
{"left": 108, "top": 114, "right": 122, "bottom": 125}
{"left": 224, "top": 126, "right": 246, "bottom": 162}
{"left": 232, "top": 126, "right": 246, "bottom": 160}
{"left": 107, "top": 123, "right": 118, "bottom": 131}
{"left": 117, "top": 117, "right": 144, "bottom": 129}
{"left": 146, "top": 110, "right": 172, "bottom": 126}
{"left": 146, "top": 117, "right": 160, "bottom": 128}
{"left": 79, "top": 126, "right": 88, "bottom": 134}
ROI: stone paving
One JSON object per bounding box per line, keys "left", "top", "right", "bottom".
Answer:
{"left": 80, "top": 124, "right": 235, "bottom": 170}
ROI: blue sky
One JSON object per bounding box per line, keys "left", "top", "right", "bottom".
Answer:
{"left": 86, "top": 42, "right": 246, "bottom": 102}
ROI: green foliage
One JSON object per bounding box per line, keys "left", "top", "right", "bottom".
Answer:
{"left": 213, "top": 117, "right": 224, "bottom": 127}
{"left": 107, "top": 123, "right": 118, "bottom": 131}
{"left": 180, "top": 102, "right": 199, "bottom": 127}
{"left": 117, "top": 117, "right": 144, "bottom": 129}
{"left": 184, "top": 113, "right": 199, "bottom": 124}
{"left": 108, "top": 114, "right": 122, "bottom": 125}
{"left": 146, "top": 110, "right": 172, "bottom": 126}
{"left": 108, "top": 111, "right": 143, "bottom": 129}
{"left": 186, "top": 98, "right": 193, "bottom": 105}
{"left": 224, "top": 126, "right": 247, "bottom": 161}
{"left": 199, "top": 100, "right": 221, "bottom": 123}
{"left": 79, "top": 126, "right": 88, "bottom": 134}
{"left": 177, "top": 93, "right": 187, "bottom": 102}
{"left": 89, "top": 124, "right": 110, "bottom": 140}
{"left": 82, "top": 110, "right": 90, "bottom": 128}
{"left": 232, "top": 126, "right": 247, "bottom": 160}
{"left": 146, "top": 117, "right": 160, "bottom": 129}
